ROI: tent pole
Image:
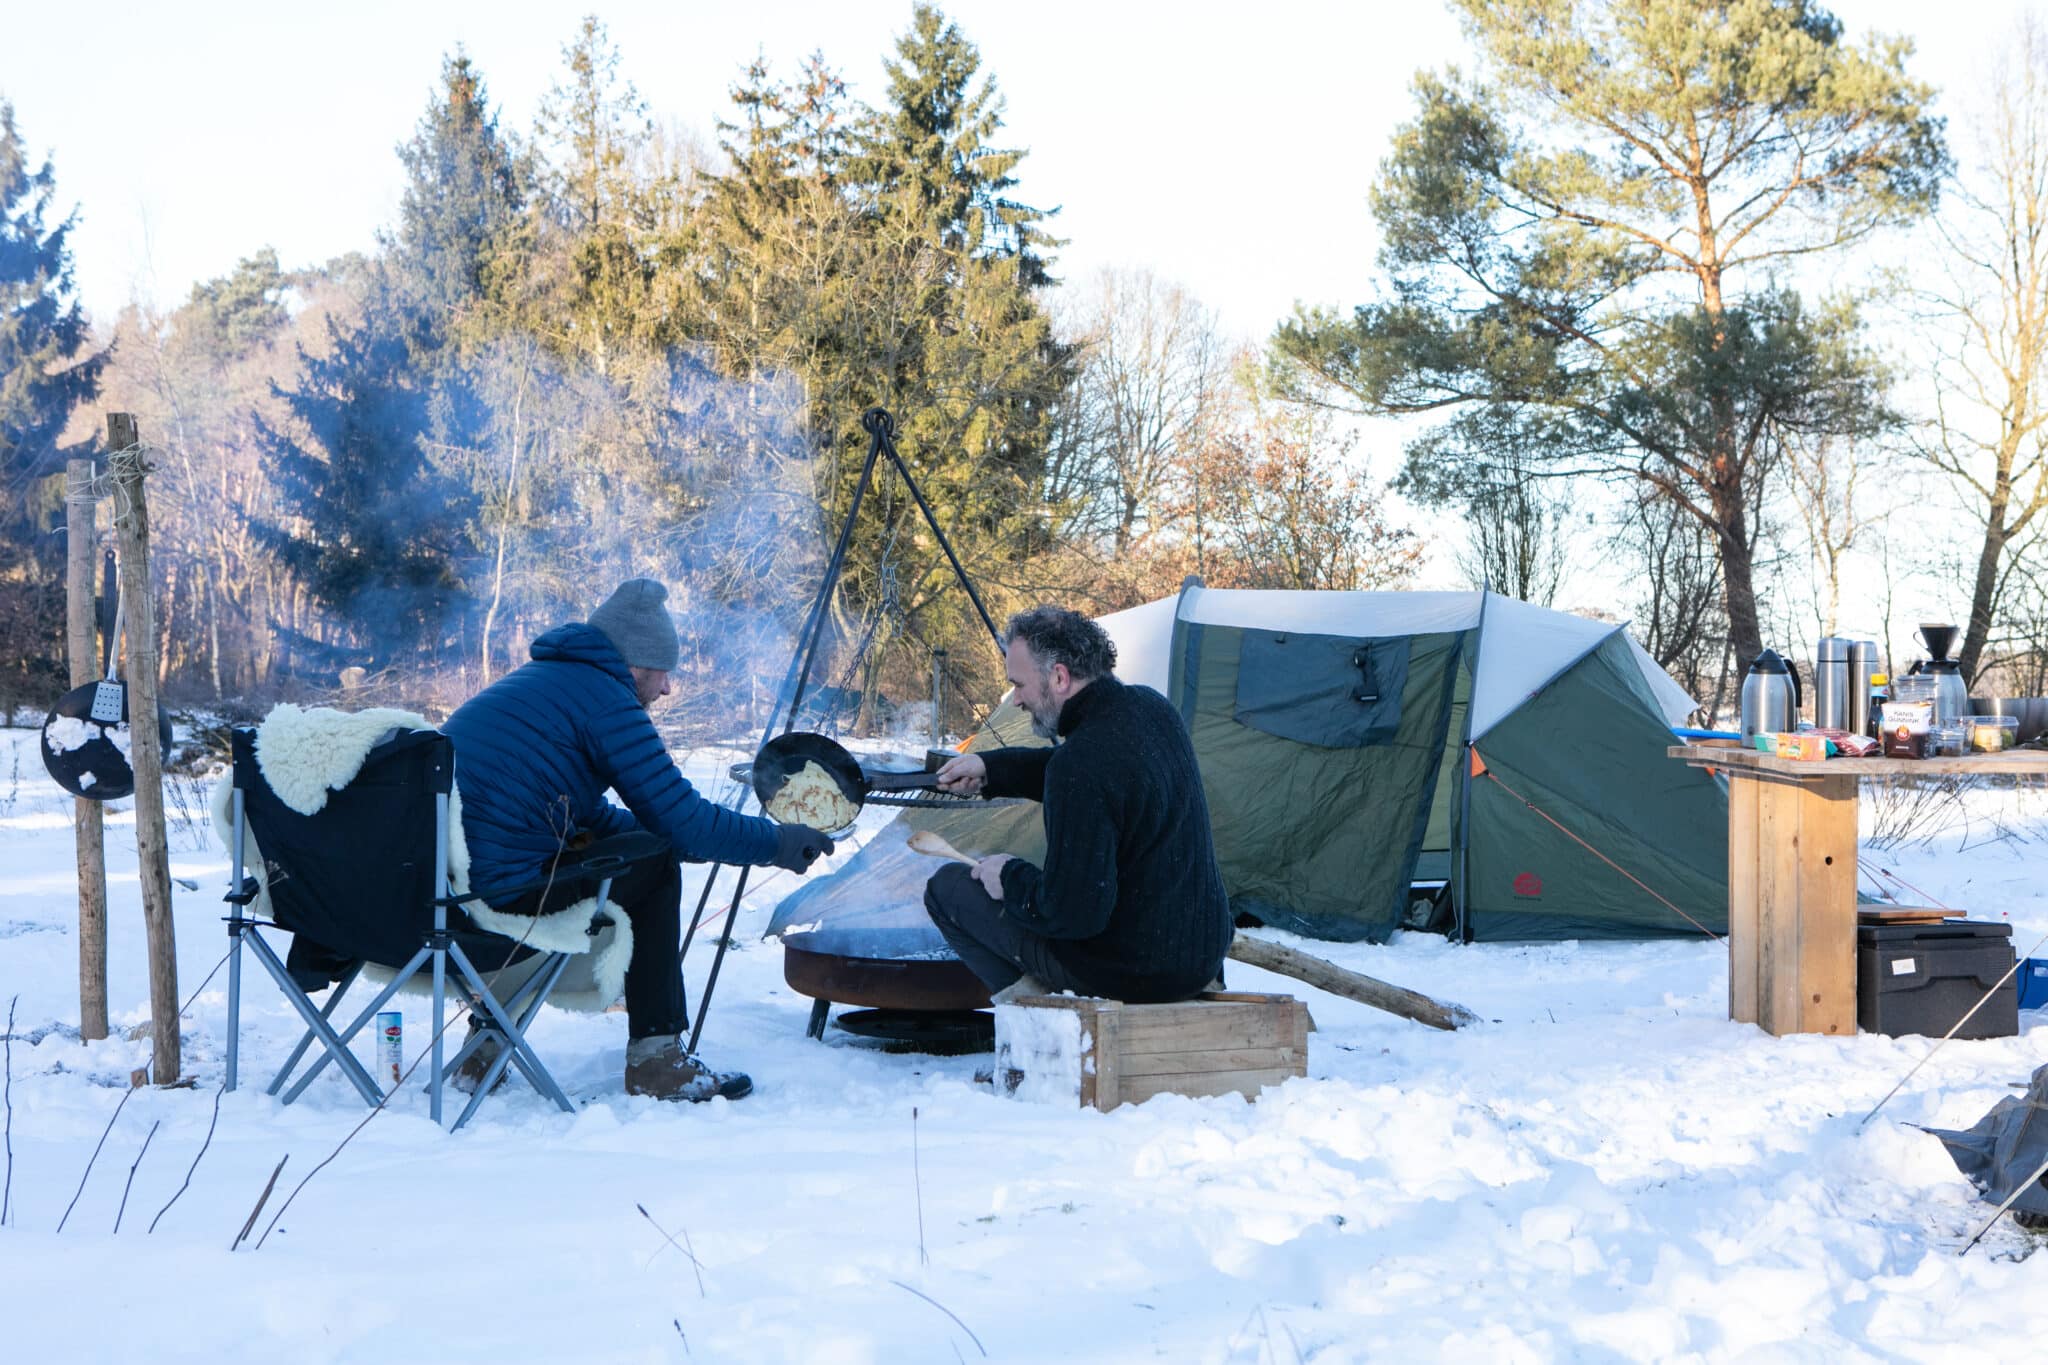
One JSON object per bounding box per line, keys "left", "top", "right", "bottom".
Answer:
{"left": 1456, "top": 590, "right": 1490, "bottom": 943}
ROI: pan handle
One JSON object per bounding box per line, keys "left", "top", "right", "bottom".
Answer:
{"left": 864, "top": 769, "right": 945, "bottom": 793}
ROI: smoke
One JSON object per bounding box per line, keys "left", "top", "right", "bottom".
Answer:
{"left": 436, "top": 334, "right": 826, "bottom": 735}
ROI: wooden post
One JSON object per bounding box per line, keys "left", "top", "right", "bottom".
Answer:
{"left": 1726, "top": 771, "right": 1760, "bottom": 1026}
{"left": 108, "top": 413, "right": 181, "bottom": 1083}
{"left": 1752, "top": 771, "right": 1858, "bottom": 1037}
{"left": 66, "top": 455, "right": 109, "bottom": 1042}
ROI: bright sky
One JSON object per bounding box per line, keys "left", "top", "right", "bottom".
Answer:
{"left": 0, "top": 0, "right": 2026, "bottom": 333}
{"left": 1, "top": 0, "right": 2035, "bottom": 642}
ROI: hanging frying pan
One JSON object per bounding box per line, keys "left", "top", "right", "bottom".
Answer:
{"left": 750, "top": 731, "right": 944, "bottom": 835}
{"left": 39, "top": 585, "right": 173, "bottom": 801}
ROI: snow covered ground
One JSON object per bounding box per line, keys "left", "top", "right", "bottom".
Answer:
{"left": 1, "top": 722, "right": 2044, "bottom": 1364}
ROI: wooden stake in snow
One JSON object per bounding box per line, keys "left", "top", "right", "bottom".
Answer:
{"left": 66, "top": 454, "right": 109, "bottom": 1042}
{"left": 108, "top": 414, "right": 180, "bottom": 1085}
{"left": 1225, "top": 936, "right": 1479, "bottom": 1032}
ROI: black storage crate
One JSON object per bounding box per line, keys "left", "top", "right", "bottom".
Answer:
{"left": 1856, "top": 921, "right": 2017, "bottom": 1040}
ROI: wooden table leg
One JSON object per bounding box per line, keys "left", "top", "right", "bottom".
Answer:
{"left": 1728, "top": 774, "right": 1760, "bottom": 1024}
{"left": 1754, "top": 773, "right": 1858, "bottom": 1036}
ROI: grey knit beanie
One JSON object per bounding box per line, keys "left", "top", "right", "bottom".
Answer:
{"left": 588, "top": 578, "right": 679, "bottom": 671}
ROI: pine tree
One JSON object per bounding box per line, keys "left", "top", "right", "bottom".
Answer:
{"left": 680, "top": 11, "right": 1072, "bottom": 689}
{"left": 0, "top": 99, "right": 106, "bottom": 715}
{"left": 1271, "top": 0, "right": 1943, "bottom": 666}
{"left": 857, "top": 4, "right": 1055, "bottom": 280}
{"left": 388, "top": 52, "right": 523, "bottom": 345}
{"left": 255, "top": 264, "right": 477, "bottom": 669}
{"left": 175, "top": 246, "right": 289, "bottom": 363}
{"left": 0, "top": 99, "right": 105, "bottom": 546}
{"left": 529, "top": 15, "right": 667, "bottom": 369}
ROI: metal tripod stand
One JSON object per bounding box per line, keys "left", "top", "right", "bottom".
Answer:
{"left": 678, "top": 406, "right": 1006, "bottom": 1054}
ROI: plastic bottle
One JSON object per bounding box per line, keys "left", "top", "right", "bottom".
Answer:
{"left": 1867, "top": 672, "right": 1888, "bottom": 739}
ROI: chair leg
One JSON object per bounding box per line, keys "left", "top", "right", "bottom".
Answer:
{"left": 268, "top": 962, "right": 363, "bottom": 1095}
{"left": 450, "top": 965, "right": 570, "bottom": 1133}
{"left": 472, "top": 953, "right": 575, "bottom": 1112}
{"left": 441, "top": 951, "right": 570, "bottom": 1081}
{"left": 446, "top": 945, "right": 576, "bottom": 1121}
{"left": 228, "top": 788, "right": 246, "bottom": 1094}
{"left": 278, "top": 949, "right": 429, "bottom": 1105}
{"left": 238, "top": 931, "right": 386, "bottom": 1108}
{"left": 493, "top": 954, "right": 575, "bottom": 1093}
{"left": 431, "top": 940, "right": 447, "bottom": 1127}
{"left": 226, "top": 924, "right": 244, "bottom": 1092}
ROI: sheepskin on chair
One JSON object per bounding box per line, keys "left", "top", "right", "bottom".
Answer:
{"left": 211, "top": 703, "right": 633, "bottom": 1013}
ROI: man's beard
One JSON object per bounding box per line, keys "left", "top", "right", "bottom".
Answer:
{"left": 1025, "top": 698, "right": 1059, "bottom": 739}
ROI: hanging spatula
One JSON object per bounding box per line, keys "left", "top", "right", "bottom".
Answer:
{"left": 89, "top": 588, "right": 126, "bottom": 723}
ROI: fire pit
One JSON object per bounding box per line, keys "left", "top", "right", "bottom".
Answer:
{"left": 783, "top": 943, "right": 991, "bottom": 1011}
{"left": 766, "top": 801, "right": 1045, "bottom": 1048}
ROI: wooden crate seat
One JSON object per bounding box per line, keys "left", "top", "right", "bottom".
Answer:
{"left": 993, "top": 991, "right": 1308, "bottom": 1111}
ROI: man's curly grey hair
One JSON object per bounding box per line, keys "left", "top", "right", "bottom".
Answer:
{"left": 1004, "top": 605, "right": 1117, "bottom": 681}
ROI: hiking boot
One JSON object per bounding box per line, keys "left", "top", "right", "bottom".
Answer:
{"left": 623, "top": 1035, "right": 753, "bottom": 1103}
{"left": 451, "top": 1020, "right": 506, "bottom": 1096}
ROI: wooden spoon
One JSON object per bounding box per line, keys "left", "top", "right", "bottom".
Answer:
{"left": 907, "top": 829, "right": 976, "bottom": 865}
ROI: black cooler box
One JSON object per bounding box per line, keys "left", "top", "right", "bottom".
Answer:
{"left": 1856, "top": 921, "right": 2018, "bottom": 1039}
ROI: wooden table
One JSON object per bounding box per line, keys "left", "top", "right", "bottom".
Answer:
{"left": 1669, "top": 743, "right": 2048, "bottom": 1037}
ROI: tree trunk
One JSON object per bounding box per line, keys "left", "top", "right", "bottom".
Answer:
{"left": 1715, "top": 489, "right": 1765, "bottom": 668}
{"left": 1958, "top": 498, "right": 2010, "bottom": 688}
{"left": 156, "top": 557, "right": 178, "bottom": 686}
{"left": 66, "top": 456, "right": 109, "bottom": 1043}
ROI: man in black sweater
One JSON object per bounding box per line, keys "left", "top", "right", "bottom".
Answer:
{"left": 923, "top": 605, "right": 1233, "bottom": 1003}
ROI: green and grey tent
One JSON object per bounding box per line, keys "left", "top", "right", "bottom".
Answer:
{"left": 769, "top": 586, "right": 1727, "bottom": 958}
{"left": 1141, "top": 584, "right": 1726, "bottom": 943}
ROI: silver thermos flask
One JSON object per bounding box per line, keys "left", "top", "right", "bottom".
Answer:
{"left": 1814, "top": 636, "right": 1853, "bottom": 731}
{"left": 1847, "top": 639, "right": 1880, "bottom": 736}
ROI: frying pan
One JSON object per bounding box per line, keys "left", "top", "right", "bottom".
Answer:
{"left": 38, "top": 584, "right": 174, "bottom": 801}
{"left": 751, "top": 731, "right": 944, "bottom": 834}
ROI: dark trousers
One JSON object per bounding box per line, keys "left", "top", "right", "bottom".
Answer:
{"left": 493, "top": 839, "right": 687, "bottom": 1040}
{"left": 923, "top": 863, "right": 1086, "bottom": 994}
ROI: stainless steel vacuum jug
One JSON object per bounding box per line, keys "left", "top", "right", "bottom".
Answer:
{"left": 1847, "top": 639, "right": 1880, "bottom": 735}
{"left": 1740, "top": 649, "right": 1801, "bottom": 741}
{"left": 1815, "top": 636, "right": 1852, "bottom": 731}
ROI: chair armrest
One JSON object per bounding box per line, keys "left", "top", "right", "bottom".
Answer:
{"left": 436, "top": 833, "right": 673, "bottom": 908}
{"left": 224, "top": 876, "right": 262, "bottom": 907}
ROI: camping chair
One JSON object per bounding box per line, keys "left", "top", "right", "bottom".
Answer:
{"left": 222, "top": 725, "right": 662, "bottom": 1130}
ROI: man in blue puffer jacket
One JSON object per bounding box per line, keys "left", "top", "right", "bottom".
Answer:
{"left": 443, "top": 578, "right": 836, "bottom": 1102}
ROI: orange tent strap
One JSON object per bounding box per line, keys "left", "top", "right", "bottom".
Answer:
{"left": 1467, "top": 748, "right": 1488, "bottom": 777}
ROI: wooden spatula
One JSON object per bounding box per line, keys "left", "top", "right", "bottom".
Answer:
{"left": 907, "top": 829, "right": 976, "bottom": 865}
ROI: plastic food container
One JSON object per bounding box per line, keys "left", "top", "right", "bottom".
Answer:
{"left": 1929, "top": 724, "right": 1968, "bottom": 757}
{"left": 1968, "top": 715, "right": 2020, "bottom": 751}
{"left": 1890, "top": 675, "right": 1939, "bottom": 704}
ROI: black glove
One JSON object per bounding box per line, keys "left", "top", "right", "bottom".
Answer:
{"left": 771, "top": 823, "right": 836, "bottom": 874}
